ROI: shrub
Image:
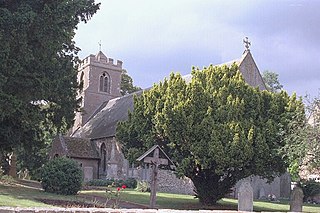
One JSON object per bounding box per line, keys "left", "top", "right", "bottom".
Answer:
{"left": 86, "top": 178, "right": 137, "bottom": 188}
{"left": 135, "top": 180, "right": 150, "bottom": 192}
{"left": 125, "top": 178, "right": 137, "bottom": 188}
{"left": 300, "top": 180, "right": 320, "bottom": 202}
{"left": 86, "top": 179, "right": 112, "bottom": 186}
{"left": 0, "top": 175, "right": 15, "bottom": 185}
{"left": 40, "top": 157, "right": 83, "bottom": 195}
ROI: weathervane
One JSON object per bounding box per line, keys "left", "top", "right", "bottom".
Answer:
{"left": 243, "top": 37, "right": 251, "bottom": 51}
{"left": 98, "top": 40, "right": 102, "bottom": 52}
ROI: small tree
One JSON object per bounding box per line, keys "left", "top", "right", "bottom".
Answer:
{"left": 120, "top": 70, "right": 141, "bottom": 96}
{"left": 262, "top": 70, "right": 283, "bottom": 93}
{"left": 282, "top": 97, "right": 320, "bottom": 180}
{"left": 41, "top": 157, "right": 83, "bottom": 195}
{"left": 117, "top": 64, "right": 302, "bottom": 205}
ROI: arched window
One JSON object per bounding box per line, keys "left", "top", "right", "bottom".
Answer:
{"left": 99, "top": 72, "right": 110, "bottom": 93}
{"left": 100, "top": 143, "right": 107, "bottom": 172}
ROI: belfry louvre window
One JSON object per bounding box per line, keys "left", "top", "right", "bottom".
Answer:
{"left": 99, "top": 72, "right": 110, "bottom": 93}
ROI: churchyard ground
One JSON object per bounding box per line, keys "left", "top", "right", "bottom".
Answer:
{"left": 1, "top": 178, "right": 320, "bottom": 212}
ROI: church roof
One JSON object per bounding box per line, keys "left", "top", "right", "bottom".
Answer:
{"left": 73, "top": 51, "right": 267, "bottom": 140}
{"left": 53, "top": 136, "right": 100, "bottom": 159}
{"left": 73, "top": 90, "right": 143, "bottom": 139}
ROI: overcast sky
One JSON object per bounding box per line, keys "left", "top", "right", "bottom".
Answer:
{"left": 74, "top": 0, "right": 320, "bottom": 100}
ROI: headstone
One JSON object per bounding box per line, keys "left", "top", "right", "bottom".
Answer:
{"left": 259, "top": 187, "right": 266, "bottom": 200}
{"left": 280, "top": 172, "right": 291, "bottom": 198}
{"left": 290, "top": 186, "right": 304, "bottom": 212}
{"left": 238, "top": 181, "right": 253, "bottom": 212}
{"left": 83, "top": 167, "right": 93, "bottom": 182}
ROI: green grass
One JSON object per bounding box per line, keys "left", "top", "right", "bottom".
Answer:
{"left": 0, "top": 180, "right": 85, "bottom": 207}
{"left": 1, "top": 179, "right": 320, "bottom": 212}
{"left": 82, "top": 188, "right": 320, "bottom": 212}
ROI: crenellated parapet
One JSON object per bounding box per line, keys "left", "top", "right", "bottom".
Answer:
{"left": 79, "top": 51, "right": 123, "bottom": 71}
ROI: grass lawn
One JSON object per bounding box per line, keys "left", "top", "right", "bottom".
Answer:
{"left": 0, "top": 179, "right": 85, "bottom": 207}
{"left": 1, "top": 179, "right": 320, "bottom": 212}
{"left": 82, "top": 188, "right": 320, "bottom": 212}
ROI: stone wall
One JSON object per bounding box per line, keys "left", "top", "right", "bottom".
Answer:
{"left": 94, "top": 138, "right": 128, "bottom": 180}
{"left": 0, "top": 207, "right": 293, "bottom": 213}
{"left": 238, "top": 51, "right": 267, "bottom": 90}
{"left": 157, "top": 170, "right": 194, "bottom": 195}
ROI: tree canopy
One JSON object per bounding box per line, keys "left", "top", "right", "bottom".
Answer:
{"left": 0, "top": 0, "right": 100, "bottom": 173}
{"left": 116, "top": 64, "right": 303, "bottom": 205}
{"left": 282, "top": 97, "right": 320, "bottom": 181}
{"left": 120, "top": 69, "right": 141, "bottom": 96}
{"left": 262, "top": 70, "right": 283, "bottom": 93}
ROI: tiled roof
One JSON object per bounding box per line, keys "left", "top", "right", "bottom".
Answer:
{"left": 73, "top": 90, "right": 143, "bottom": 139}
{"left": 61, "top": 136, "right": 100, "bottom": 159}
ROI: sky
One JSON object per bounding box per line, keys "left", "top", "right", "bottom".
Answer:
{"left": 74, "top": 0, "right": 320, "bottom": 100}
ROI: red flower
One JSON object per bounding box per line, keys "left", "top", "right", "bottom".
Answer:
{"left": 117, "top": 187, "right": 121, "bottom": 191}
{"left": 121, "top": 185, "right": 127, "bottom": 189}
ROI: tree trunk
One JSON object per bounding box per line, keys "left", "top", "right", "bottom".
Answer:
{"left": 192, "top": 170, "right": 236, "bottom": 206}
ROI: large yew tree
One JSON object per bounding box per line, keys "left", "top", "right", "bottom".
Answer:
{"left": 116, "top": 64, "right": 303, "bottom": 205}
{"left": 0, "top": 0, "right": 100, "bottom": 171}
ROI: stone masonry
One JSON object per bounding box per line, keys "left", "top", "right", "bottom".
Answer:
{"left": 73, "top": 51, "right": 123, "bottom": 133}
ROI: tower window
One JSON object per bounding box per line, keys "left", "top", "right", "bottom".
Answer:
{"left": 99, "top": 72, "right": 110, "bottom": 93}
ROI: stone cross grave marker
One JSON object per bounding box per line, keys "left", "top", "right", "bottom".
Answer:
{"left": 137, "top": 145, "right": 174, "bottom": 209}
{"left": 290, "top": 186, "right": 304, "bottom": 212}
{"left": 238, "top": 181, "right": 253, "bottom": 212}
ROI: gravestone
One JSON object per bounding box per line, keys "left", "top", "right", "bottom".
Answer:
{"left": 238, "top": 181, "right": 253, "bottom": 212}
{"left": 259, "top": 187, "right": 266, "bottom": 200}
{"left": 290, "top": 186, "right": 303, "bottom": 212}
{"left": 83, "top": 167, "right": 93, "bottom": 182}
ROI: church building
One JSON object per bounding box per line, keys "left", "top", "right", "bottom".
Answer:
{"left": 49, "top": 41, "right": 291, "bottom": 198}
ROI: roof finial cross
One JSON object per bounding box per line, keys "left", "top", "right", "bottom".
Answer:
{"left": 98, "top": 40, "right": 102, "bottom": 52}
{"left": 243, "top": 37, "right": 251, "bottom": 51}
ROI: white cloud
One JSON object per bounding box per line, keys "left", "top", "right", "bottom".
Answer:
{"left": 74, "top": 0, "right": 320, "bottom": 98}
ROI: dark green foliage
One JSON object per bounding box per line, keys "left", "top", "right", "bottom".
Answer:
{"left": 120, "top": 70, "right": 141, "bottom": 96}
{"left": 40, "top": 157, "right": 83, "bottom": 195}
{"left": 300, "top": 181, "right": 320, "bottom": 202}
{"left": 86, "top": 178, "right": 137, "bottom": 189}
{"left": 117, "top": 64, "right": 302, "bottom": 205}
{"left": 281, "top": 97, "right": 319, "bottom": 180}
{"left": 0, "top": 0, "right": 100, "bottom": 175}
{"left": 124, "top": 178, "right": 138, "bottom": 189}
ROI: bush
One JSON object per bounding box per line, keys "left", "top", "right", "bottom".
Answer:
{"left": 40, "top": 157, "right": 83, "bottom": 195}
{"left": 135, "top": 180, "right": 150, "bottom": 192}
{"left": 125, "top": 178, "right": 137, "bottom": 188}
{"left": 86, "top": 178, "right": 137, "bottom": 189}
{"left": 0, "top": 175, "right": 15, "bottom": 185}
{"left": 300, "top": 180, "right": 320, "bottom": 202}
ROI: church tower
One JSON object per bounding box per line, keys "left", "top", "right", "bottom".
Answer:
{"left": 73, "top": 51, "right": 123, "bottom": 133}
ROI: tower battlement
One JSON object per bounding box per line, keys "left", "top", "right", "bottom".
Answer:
{"left": 79, "top": 51, "right": 123, "bottom": 71}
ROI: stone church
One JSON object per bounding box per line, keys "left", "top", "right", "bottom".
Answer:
{"left": 49, "top": 43, "right": 291, "bottom": 198}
